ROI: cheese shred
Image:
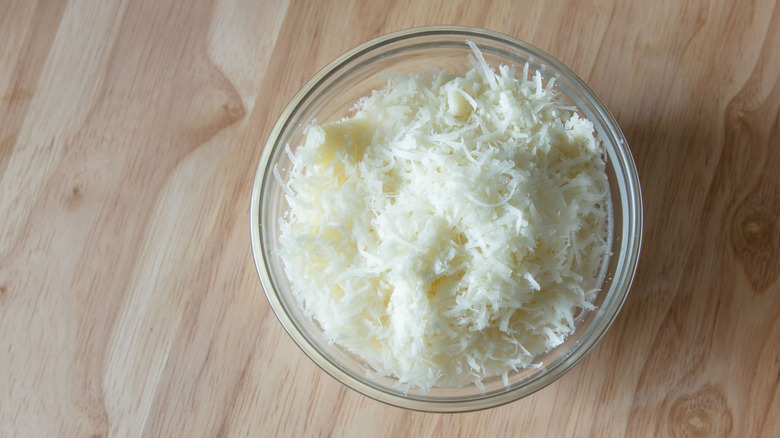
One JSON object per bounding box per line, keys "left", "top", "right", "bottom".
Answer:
{"left": 275, "top": 42, "right": 611, "bottom": 392}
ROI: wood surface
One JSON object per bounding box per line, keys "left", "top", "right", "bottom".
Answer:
{"left": 2, "top": 0, "right": 779, "bottom": 436}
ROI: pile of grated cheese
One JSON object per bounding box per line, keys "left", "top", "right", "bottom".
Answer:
{"left": 275, "top": 42, "right": 611, "bottom": 392}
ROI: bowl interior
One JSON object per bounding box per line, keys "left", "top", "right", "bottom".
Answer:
{"left": 251, "top": 27, "right": 641, "bottom": 412}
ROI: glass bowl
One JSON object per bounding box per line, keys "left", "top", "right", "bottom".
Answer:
{"left": 250, "top": 26, "right": 642, "bottom": 412}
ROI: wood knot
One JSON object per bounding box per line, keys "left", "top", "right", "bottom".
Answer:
{"left": 222, "top": 102, "right": 246, "bottom": 121}
{"left": 63, "top": 183, "right": 84, "bottom": 207}
{"left": 668, "top": 385, "right": 732, "bottom": 437}
{"left": 730, "top": 195, "right": 779, "bottom": 292}
{"left": 737, "top": 211, "right": 773, "bottom": 251}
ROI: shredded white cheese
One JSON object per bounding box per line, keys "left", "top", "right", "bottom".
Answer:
{"left": 275, "top": 42, "right": 611, "bottom": 392}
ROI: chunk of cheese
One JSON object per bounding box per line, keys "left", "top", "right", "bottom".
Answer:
{"left": 275, "top": 42, "right": 611, "bottom": 392}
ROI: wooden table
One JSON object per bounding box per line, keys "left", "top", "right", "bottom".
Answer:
{"left": 2, "top": 0, "right": 779, "bottom": 436}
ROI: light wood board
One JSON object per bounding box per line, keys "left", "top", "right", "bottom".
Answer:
{"left": 2, "top": 0, "right": 779, "bottom": 436}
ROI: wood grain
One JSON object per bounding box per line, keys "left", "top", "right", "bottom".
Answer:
{"left": 1, "top": 0, "right": 779, "bottom": 436}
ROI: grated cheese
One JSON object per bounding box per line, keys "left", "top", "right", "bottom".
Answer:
{"left": 275, "top": 42, "right": 611, "bottom": 392}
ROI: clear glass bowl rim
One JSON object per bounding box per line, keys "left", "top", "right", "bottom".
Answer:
{"left": 250, "top": 25, "right": 643, "bottom": 412}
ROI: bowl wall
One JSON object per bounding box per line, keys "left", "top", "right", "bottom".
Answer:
{"left": 250, "top": 26, "right": 642, "bottom": 412}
